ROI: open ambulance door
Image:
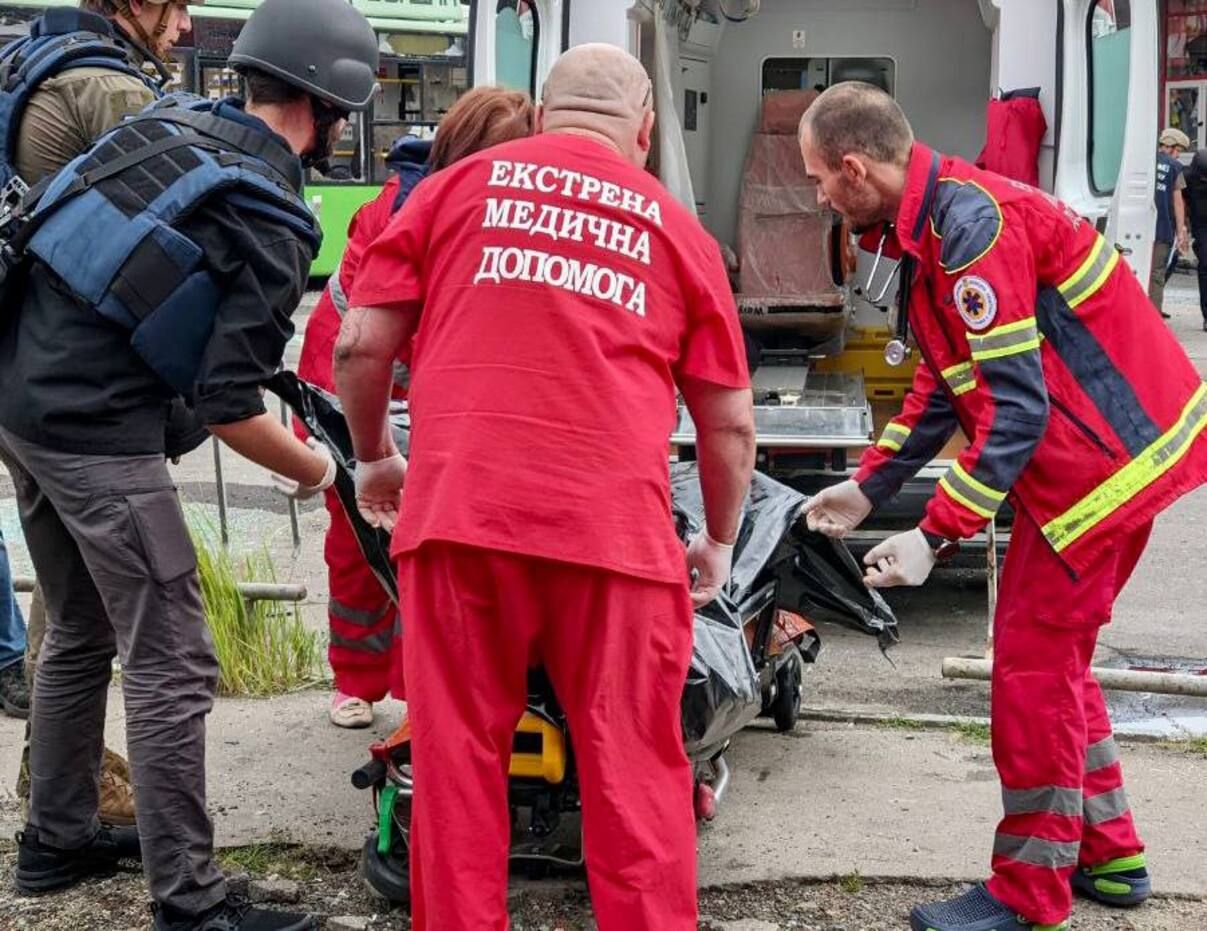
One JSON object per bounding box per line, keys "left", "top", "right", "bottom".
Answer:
{"left": 469, "top": 0, "right": 573, "bottom": 95}
{"left": 994, "top": 0, "right": 1158, "bottom": 282}
{"left": 1056, "top": 0, "right": 1159, "bottom": 283}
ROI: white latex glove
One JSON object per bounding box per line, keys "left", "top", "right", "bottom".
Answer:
{"left": 686, "top": 529, "right": 735, "bottom": 608}
{"left": 802, "top": 479, "right": 873, "bottom": 539}
{"left": 270, "top": 437, "right": 336, "bottom": 501}
{"left": 863, "top": 527, "right": 936, "bottom": 589}
{"left": 356, "top": 450, "right": 407, "bottom": 532}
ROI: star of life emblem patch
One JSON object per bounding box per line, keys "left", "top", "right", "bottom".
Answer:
{"left": 954, "top": 275, "right": 997, "bottom": 331}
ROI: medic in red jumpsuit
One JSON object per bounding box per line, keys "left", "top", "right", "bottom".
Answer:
{"left": 296, "top": 88, "right": 537, "bottom": 723}
{"left": 338, "top": 47, "right": 755, "bottom": 931}
{"left": 295, "top": 139, "right": 429, "bottom": 717}
{"left": 801, "top": 85, "right": 1206, "bottom": 931}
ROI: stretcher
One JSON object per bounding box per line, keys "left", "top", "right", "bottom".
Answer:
{"left": 269, "top": 371, "right": 897, "bottom": 906}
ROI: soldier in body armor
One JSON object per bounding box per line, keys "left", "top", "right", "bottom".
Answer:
{"left": 0, "top": 2, "right": 379, "bottom": 928}
{"left": 0, "top": 0, "right": 196, "bottom": 831}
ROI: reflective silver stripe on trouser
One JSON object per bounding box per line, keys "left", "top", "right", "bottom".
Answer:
{"left": 1084, "top": 787, "right": 1131, "bottom": 826}
{"left": 1002, "top": 786, "right": 1084, "bottom": 817}
{"left": 329, "top": 598, "right": 393, "bottom": 627}
{"left": 330, "top": 616, "right": 400, "bottom": 653}
{"left": 328, "top": 259, "right": 350, "bottom": 318}
{"left": 993, "top": 833, "right": 1081, "bottom": 869}
{"left": 1085, "top": 736, "right": 1119, "bottom": 773}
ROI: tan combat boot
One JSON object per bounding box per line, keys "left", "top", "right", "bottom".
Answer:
{"left": 98, "top": 747, "right": 136, "bottom": 827}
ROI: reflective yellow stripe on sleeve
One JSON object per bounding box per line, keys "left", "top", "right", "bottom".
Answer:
{"left": 877, "top": 422, "right": 912, "bottom": 453}
{"left": 1057, "top": 235, "right": 1121, "bottom": 309}
{"left": 939, "top": 461, "right": 1008, "bottom": 520}
{"left": 941, "top": 361, "right": 977, "bottom": 396}
{"left": 967, "top": 318, "right": 1042, "bottom": 363}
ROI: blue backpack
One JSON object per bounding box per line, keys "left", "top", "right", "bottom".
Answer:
{"left": 21, "top": 93, "right": 322, "bottom": 395}
{"left": 0, "top": 8, "right": 160, "bottom": 187}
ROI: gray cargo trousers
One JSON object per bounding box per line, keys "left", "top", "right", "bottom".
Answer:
{"left": 0, "top": 426, "right": 226, "bottom": 915}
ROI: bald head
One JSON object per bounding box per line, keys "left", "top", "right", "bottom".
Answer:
{"left": 799, "top": 82, "right": 913, "bottom": 170}
{"left": 539, "top": 44, "right": 655, "bottom": 167}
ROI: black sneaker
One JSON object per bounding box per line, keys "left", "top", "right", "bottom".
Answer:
{"left": 0, "top": 659, "right": 29, "bottom": 719}
{"left": 15, "top": 824, "right": 142, "bottom": 894}
{"left": 151, "top": 894, "right": 318, "bottom": 931}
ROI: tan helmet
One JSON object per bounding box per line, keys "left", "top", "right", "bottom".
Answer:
{"left": 111, "top": 0, "right": 200, "bottom": 51}
{"left": 1160, "top": 127, "right": 1191, "bottom": 150}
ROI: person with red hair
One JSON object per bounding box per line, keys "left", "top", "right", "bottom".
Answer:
{"left": 290, "top": 87, "right": 536, "bottom": 728}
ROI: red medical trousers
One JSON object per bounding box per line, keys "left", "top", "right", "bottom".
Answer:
{"left": 399, "top": 541, "right": 698, "bottom": 931}
{"left": 322, "top": 486, "right": 401, "bottom": 701}
{"left": 986, "top": 512, "right": 1149, "bottom": 925}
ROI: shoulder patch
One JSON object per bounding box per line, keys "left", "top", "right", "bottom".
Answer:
{"left": 953, "top": 275, "right": 997, "bottom": 331}
{"left": 931, "top": 178, "right": 1003, "bottom": 273}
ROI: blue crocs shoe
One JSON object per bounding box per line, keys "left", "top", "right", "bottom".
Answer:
{"left": 1071, "top": 853, "right": 1151, "bottom": 907}
{"left": 909, "top": 884, "right": 1069, "bottom": 931}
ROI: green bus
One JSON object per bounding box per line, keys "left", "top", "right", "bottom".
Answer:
{"left": 0, "top": 0, "right": 522, "bottom": 276}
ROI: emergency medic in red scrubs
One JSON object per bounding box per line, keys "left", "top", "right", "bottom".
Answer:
{"left": 799, "top": 83, "right": 1206, "bottom": 931}
{"left": 288, "top": 89, "right": 534, "bottom": 727}
{"left": 334, "top": 44, "right": 755, "bottom": 931}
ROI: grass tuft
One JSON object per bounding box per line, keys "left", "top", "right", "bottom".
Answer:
{"left": 1156, "top": 736, "right": 1207, "bottom": 758}
{"left": 191, "top": 521, "right": 321, "bottom": 697}
{"left": 951, "top": 721, "right": 991, "bottom": 745}
{"left": 217, "top": 843, "right": 318, "bottom": 881}
{"left": 878, "top": 716, "right": 924, "bottom": 731}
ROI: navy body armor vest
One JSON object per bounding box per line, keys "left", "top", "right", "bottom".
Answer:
{"left": 25, "top": 94, "right": 321, "bottom": 395}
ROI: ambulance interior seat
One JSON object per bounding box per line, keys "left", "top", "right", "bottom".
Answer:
{"left": 733, "top": 89, "right": 848, "bottom": 358}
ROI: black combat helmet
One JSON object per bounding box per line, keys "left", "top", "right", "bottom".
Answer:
{"left": 229, "top": 0, "right": 380, "bottom": 112}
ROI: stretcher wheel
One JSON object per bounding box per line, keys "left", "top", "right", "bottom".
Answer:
{"left": 771, "top": 649, "right": 803, "bottom": 734}
{"left": 694, "top": 781, "right": 718, "bottom": 822}
{"left": 360, "top": 829, "right": 410, "bottom": 906}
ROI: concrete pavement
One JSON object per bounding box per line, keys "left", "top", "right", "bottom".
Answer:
{"left": 1, "top": 701, "right": 1204, "bottom": 894}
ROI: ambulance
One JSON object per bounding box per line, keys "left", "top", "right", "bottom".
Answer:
{"left": 468, "top": 0, "right": 1160, "bottom": 551}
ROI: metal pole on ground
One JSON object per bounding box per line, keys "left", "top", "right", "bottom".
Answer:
{"left": 14, "top": 576, "right": 305, "bottom": 603}
{"left": 279, "top": 392, "right": 301, "bottom": 552}
{"left": 942, "top": 657, "right": 1207, "bottom": 698}
{"left": 984, "top": 518, "right": 997, "bottom": 660}
{"left": 212, "top": 437, "right": 230, "bottom": 546}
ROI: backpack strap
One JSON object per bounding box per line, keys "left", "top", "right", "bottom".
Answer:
{"left": 30, "top": 8, "right": 115, "bottom": 40}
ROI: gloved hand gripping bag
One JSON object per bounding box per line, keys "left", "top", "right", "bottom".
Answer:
{"left": 271, "top": 374, "right": 898, "bottom": 757}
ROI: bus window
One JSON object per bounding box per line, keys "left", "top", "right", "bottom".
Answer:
{"left": 761, "top": 57, "right": 895, "bottom": 97}
{"left": 496, "top": 0, "right": 539, "bottom": 95}
{"left": 1088, "top": 0, "right": 1131, "bottom": 194}
{"left": 370, "top": 32, "right": 469, "bottom": 183}
{"left": 325, "top": 115, "right": 365, "bottom": 181}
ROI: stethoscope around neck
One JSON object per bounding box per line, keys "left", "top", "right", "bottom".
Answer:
{"left": 860, "top": 225, "right": 916, "bottom": 368}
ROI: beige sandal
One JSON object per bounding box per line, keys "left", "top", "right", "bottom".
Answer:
{"left": 329, "top": 693, "right": 374, "bottom": 729}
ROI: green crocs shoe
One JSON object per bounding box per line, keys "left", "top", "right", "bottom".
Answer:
{"left": 1071, "top": 854, "right": 1151, "bottom": 907}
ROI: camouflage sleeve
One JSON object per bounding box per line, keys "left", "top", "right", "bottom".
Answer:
{"left": 68, "top": 72, "right": 157, "bottom": 143}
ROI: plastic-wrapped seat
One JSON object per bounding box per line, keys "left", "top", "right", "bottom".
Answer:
{"left": 735, "top": 89, "right": 846, "bottom": 346}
